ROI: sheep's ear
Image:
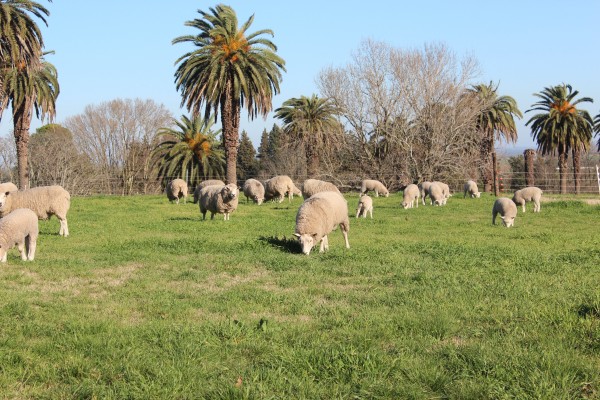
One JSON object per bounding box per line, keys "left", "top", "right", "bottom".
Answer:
{"left": 293, "top": 233, "right": 301, "bottom": 238}
{"left": 500, "top": 216, "right": 506, "bottom": 220}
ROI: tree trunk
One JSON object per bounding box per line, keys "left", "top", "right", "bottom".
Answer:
{"left": 305, "top": 144, "right": 319, "bottom": 178}
{"left": 492, "top": 151, "right": 498, "bottom": 196}
{"left": 572, "top": 148, "right": 581, "bottom": 195}
{"left": 479, "top": 133, "right": 493, "bottom": 192}
{"left": 220, "top": 81, "right": 240, "bottom": 185}
{"left": 13, "top": 98, "right": 33, "bottom": 190}
{"left": 558, "top": 147, "right": 568, "bottom": 194}
{"left": 524, "top": 149, "right": 535, "bottom": 187}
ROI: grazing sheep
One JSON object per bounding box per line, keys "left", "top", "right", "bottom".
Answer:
{"left": 302, "top": 179, "right": 340, "bottom": 199}
{"left": 264, "top": 175, "right": 299, "bottom": 203}
{"left": 512, "top": 186, "right": 543, "bottom": 213}
{"left": 419, "top": 181, "right": 432, "bottom": 205}
{"left": 428, "top": 182, "right": 446, "bottom": 206}
{"left": 432, "top": 181, "right": 452, "bottom": 201}
{"left": 355, "top": 194, "right": 373, "bottom": 218}
{"left": 402, "top": 184, "right": 420, "bottom": 209}
{"left": 360, "top": 179, "right": 389, "bottom": 197}
{"left": 0, "top": 182, "right": 18, "bottom": 193}
{"left": 193, "top": 179, "right": 225, "bottom": 203}
{"left": 243, "top": 178, "right": 265, "bottom": 205}
{"left": 199, "top": 183, "right": 239, "bottom": 220}
{"left": 294, "top": 191, "right": 350, "bottom": 255}
{"left": 0, "top": 208, "right": 38, "bottom": 262}
{"left": 463, "top": 180, "right": 481, "bottom": 198}
{"left": 166, "top": 179, "right": 188, "bottom": 204}
{"left": 0, "top": 185, "right": 70, "bottom": 237}
{"left": 492, "top": 197, "right": 518, "bottom": 227}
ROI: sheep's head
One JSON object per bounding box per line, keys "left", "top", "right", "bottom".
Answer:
{"left": 294, "top": 233, "right": 316, "bottom": 255}
{"left": 0, "top": 191, "right": 9, "bottom": 210}
{"left": 221, "top": 184, "right": 239, "bottom": 201}
{"left": 500, "top": 215, "right": 515, "bottom": 228}
{"left": 255, "top": 195, "right": 264, "bottom": 205}
{"left": 473, "top": 192, "right": 481, "bottom": 198}
{"left": 383, "top": 190, "right": 389, "bottom": 198}
{"left": 401, "top": 201, "right": 409, "bottom": 209}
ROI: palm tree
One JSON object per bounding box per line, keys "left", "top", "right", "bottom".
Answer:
{"left": 594, "top": 112, "right": 600, "bottom": 151}
{"left": 467, "top": 82, "right": 522, "bottom": 193}
{"left": 526, "top": 84, "right": 593, "bottom": 194}
{"left": 2, "top": 53, "right": 58, "bottom": 189}
{"left": 274, "top": 94, "right": 342, "bottom": 177}
{"left": 152, "top": 114, "right": 225, "bottom": 187}
{"left": 173, "top": 4, "right": 285, "bottom": 185}
{"left": 0, "top": 0, "right": 51, "bottom": 125}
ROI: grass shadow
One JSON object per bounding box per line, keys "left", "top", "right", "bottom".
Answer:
{"left": 259, "top": 235, "right": 300, "bottom": 253}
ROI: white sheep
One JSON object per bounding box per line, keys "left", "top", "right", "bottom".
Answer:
{"left": 294, "top": 191, "right": 350, "bottom": 255}
{"left": 199, "top": 183, "right": 239, "bottom": 220}
{"left": 432, "top": 181, "right": 452, "bottom": 201}
{"left": 0, "top": 208, "right": 38, "bottom": 262}
{"left": 402, "top": 184, "right": 420, "bottom": 209}
{"left": 419, "top": 181, "right": 432, "bottom": 205}
{"left": 243, "top": 178, "right": 265, "bottom": 205}
{"left": 193, "top": 179, "right": 225, "bottom": 203}
{"left": 355, "top": 194, "right": 373, "bottom": 218}
{"left": 492, "top": 197, "right": 518, "bottom": 227}
{"left": 302, "top": 178, "right": 340, "bottom": 199}
{"left": 463, "top": 180, "right": 481, "bottom": 198}
{"left": 360, "top": 179, "right": 389, "bottom": 197}
{"left": 512, "top": 186, "right": 543, "bottom": 213}
{"left": 264, "top": 175, "right": 300, "bottom": 203}
{"left": 166, "top": 179, "right": 188, "bottom": 204}
{"left": 0, "top": 182, "right": 18, "bottom": 193}
{"left": 0, "top": 185, "right": 70, "bottom": 237}
{"left": 428, "top": 182, "right": 446, "bottom": 206}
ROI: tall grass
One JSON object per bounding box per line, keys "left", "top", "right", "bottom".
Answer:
{"left": 0, "top": 192, "right": 599, "bottom": 399}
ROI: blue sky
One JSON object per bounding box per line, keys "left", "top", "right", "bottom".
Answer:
{"left": 2, "top": 0, "right": 599, "bottom": 154}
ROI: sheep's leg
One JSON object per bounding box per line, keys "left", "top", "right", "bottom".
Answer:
{"left": 210, "top": 212, "right": 215, "bottom": 220}
{"left": 492, "top": 211, "right": 497, "bottom": 225}
{"left": 355, "top": 207, "right": 360, "bottom": 218}
{"left": 28, "top": 234, "right": 37, "bottom": 261}
{"left": 319, "top": 236, "right": 328, "bottom": 253}
{"left": 341, "top": 228, "right": 350, "bottom": 249}
{"left": 534, "top": 201, "right": 540, "bottom": 212}
{"left": 18, "top": 241, "right": 26, "bottom": 260}
{"left": 0, "top": 251, "right": 6, "bottom": 262}
{"left": 369, "top": 208, "right": 373, "bottom": 219}
{"left": 59, "top": 218, "right": 69, "bottom": 237}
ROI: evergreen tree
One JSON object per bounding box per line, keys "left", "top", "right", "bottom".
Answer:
{"left": 267, "top": 124, "right": 283, "bottom": 159}
{"left": 257, "top": 129, "right": 269, "bottom": 163}
{"left": 237, "top": 130, "right": 258, "bottom": 180}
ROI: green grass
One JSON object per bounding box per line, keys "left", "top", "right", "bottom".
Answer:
{"left": 0, "top": 192, "right": 599, "bottom": 399}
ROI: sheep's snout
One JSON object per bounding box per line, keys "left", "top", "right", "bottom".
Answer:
{"left": 501, "top": 216, "right": 515, "bottom": 228}
{"left": 294, "top": 233, "right": 315, "bottom": 255}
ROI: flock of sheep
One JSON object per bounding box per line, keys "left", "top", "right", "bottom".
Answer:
{"left": 0, "top": 174, "right": 544, "bottom": 261}
{"left": 164, "top": 176, "right": 544, "bottom": 255}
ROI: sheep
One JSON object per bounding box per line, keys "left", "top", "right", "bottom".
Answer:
{"left": 401, "top": 184, "right": 420, "bottom": 209}
{"left": 166, "top": 179, "right": 188, "bottom": 204}
{"left": 0, "top": 185, "right": 70, "bottom": 237}
{"left": 428, "top": 182, "right": 446, "bottom": 206}
{"left": 0, "top": 182, "right": 18, "bottom": 193}
{"left": 264, "top": 175, "right": 299, "bottom": 203}
{"left": 0, "top": 208, "right": 38, "bottom": 262}
{"left": 512, "top": 186, "right": 543, "bottom": 213}
{"left": 199, "top": 183, "right": 239, "bottom": 220}
{"left": 360, "top": 179, "right": 389, "bottom": 197}
{"left": 243, "top": 178, "right": 265, "bottom": 205}
{"left": 492, "top": 197, "right": 518, "bottom": 227}
{"left": 432, "top": 181, "right": 452, "bottom": 201}
{"left": 301, "top": 178, "right": 340, "bottom": 199}
{"left": 355, "top": 194, "right": 373, "bottom": 218}
{"left": 193, "top": 179, "right": 225, "bottom": 203}
{"left": 463, "top": 180, "right": 481, "bottom": 198}
{"left": 419, "top": 181, "right": 432, "bottom": 205}
{"left": 294, "top": 191, "right": 350, "bottom": 255}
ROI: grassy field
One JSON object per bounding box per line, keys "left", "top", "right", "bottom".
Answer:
{"left": 0, "top": 191, "right": 599, "bottom": 399}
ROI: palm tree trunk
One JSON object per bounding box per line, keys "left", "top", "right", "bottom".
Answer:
{"left": 558, "top": 147, "right": 568, "bottom": 194}
{"left": 572, "top": 148, "right": 581, "bottom": 195}
{"left": 220, "top": 82, "right": 240, "bottom": 185}
{"left": 13, "top": 98, "right": 33, "bottom": 190}
{"left": 524, "top": 149, "right": 535, "bottom": 186}
{"left": 492, "top": 151, "right": 498, "bottom": 196}
{"left": 479, "top": 133, "right": 493, "bottom": 192}
{"left": 305, "top": 144, "right": 319, "bottom": 178}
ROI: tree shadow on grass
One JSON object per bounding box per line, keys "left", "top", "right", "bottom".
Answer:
{"left": 259, "top": 235, "right": 301, "bottom": 254}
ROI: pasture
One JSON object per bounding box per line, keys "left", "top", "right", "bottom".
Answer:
{"left": 0, "top": 192, "right": 599, "bottom": 399}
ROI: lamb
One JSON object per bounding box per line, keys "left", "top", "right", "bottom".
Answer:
{"left": 360, "top": 179, "right": 389, "bottom": 197}
{"left": 401, "top": 184, "right": 420, "bottom": 209}
{"left": 463, "top": 180, "right": 481, "bottom": 198}
{"left": 432, "top": 181, "right": 452, "bottom": 201}
{"left": 0, "top": 208, "right": 38, "bottom": 262}
{"left": 0, "top": 185, "right": 70, "bottom": 236}
{"left": 264, "top": 175, "right": 300, "bottom": 203}
{"left": 199, "top": 183, "right": 239, "bottom": 220}
{"left": 242, "top": 178, "right": 265, "bottom": 205}
{"left": 428, "top": 182, "right": 446, "bottom": 206}
{"left": 193, "top": 179, "right": 225, "bottom": 203}
{"left": 166, "top": 179, "right": 188, "bottom": 204}
{"left": 419, "top": 181, "right": 432, "bottom": 205}
{"left": 355, "top": 194, "right": 373, "bottom": 218}
{"left": 0, "top": 182, "right": 18, "bottom": 193}
{"left": 492, "top": 197, "right": 518, "bottom": 227}
{"left": 294, "top": 191, "right": 350, "bottom": 255}
{"left": 512, "top": 186, "right": 543, "bottom": 213}
{"left": 302, "top": 178, "right": 340, "bottom": 199}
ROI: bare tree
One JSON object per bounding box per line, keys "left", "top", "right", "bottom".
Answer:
{"left": 318, "top": 40, "right": 481, "bottom": 187}
{"left": 65, "top": 98, "right": 173, "bottom": 194}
